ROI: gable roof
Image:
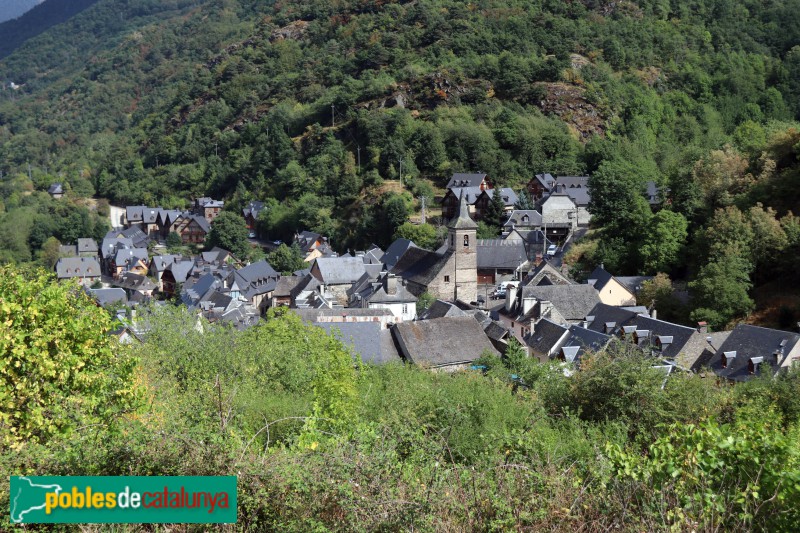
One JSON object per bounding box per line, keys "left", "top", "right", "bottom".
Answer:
{"left": 56, "top": 257, "right": 101, "bottom": 278}
{"left": 625, "top": 314, "right": 701, "bottom": 362}
{"left": 504, "top": 210, "right": 543, "bottom": 228}
{"left": 88, "top": 288, "right": 128, "bottom": 306}
{"left": 420, "top": 299, "right": 468, "bottom": 320}
{"left": 48, "top": 183, "right": 63, "bottom": 194}
{"left": 615, "top": 276, "right": 654, "bottom": 295}
{"left": 150, "top": 254, "right": 180, "bottom": 273}
{"left": 390, "top": 247, "right": 452, "bottom": 287}
{"left": 113, "top": 272, "right": 157, "bottom": 292}
{"left": 382, "top": 238, "right": 418, "bottom": 269}
{"left": 446, "top": 172, "right": 488, "bottom": 189}
{"left": 164, "top": 260, "right": 194, "bottom": 283}
{"left": 476, "top": 239, "right": 528, "bottom": 270}
{"left": 273, "top": 275, "right": 304, "bottom": 298}
{"left": 392, "top": 316, "right": 499, "bottom": 367}
{"left": 587, "top": 266, "right": 635, "bottom": 297}
{"left": 444, "top": 186, "right": 483, "bottom": 205}
{"left": 525, "top": 318, "right": 569, "bottom": 355}
{"left": 312, "top": 256, "right": 367, "bottom": 285}
{"left": 77, "top": 238, "right": 98, "bottom": 254}
{"left": 559, "top": 325, "right": 612, "bottom": 364}
{"left": 707, "top": 324, "right": 800, "bottom": 381}
{"left": 315, "top": 322, "right": 401, "bottom": 365}
{"left": 522, "top": 284, "right": 601, "bottom": 322}
{"left": 584, "top": 303, "right": 641, "bottom": 334}
{"left": 242, "top": 200, "right": 265, "bottom": 219}
{"left": 532, "top": 173, "right": 556, "bottom": 190}
{"left": 480, "top": 188, "right": 519, "bottom": 207}
{"left": 523, "top": 260, "right": 572, "bottom": 286}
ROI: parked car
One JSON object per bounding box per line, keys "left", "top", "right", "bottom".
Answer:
{"left": 248, "top": 231, "right": 256, "bottom": 238}
{"left": 546, "top": 244, "right": 558, "bottom": 257}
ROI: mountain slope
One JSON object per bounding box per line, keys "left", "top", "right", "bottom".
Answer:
{"left": 0, "top": 0, "right": 42, "bottom": 24}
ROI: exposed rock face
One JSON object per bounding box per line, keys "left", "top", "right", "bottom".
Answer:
{"left": 535, "top": 82, "right": 606, "bottom": 140}
{"left": 270, "top": 20, "right": 309, "bottom": 42}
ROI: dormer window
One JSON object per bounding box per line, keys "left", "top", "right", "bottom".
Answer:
{"left": 604, "top": 321, "right": 616, "bottom": 334}
{"left": 522, "top": 215, "right": 529, "bottom": 223}
{"left": 634, "top": 330, "right": 650, "bottom": 346}
{"left": 721, "top": 351, "right": 737, "bottom": 369}
{"left": 748, "top": 356, "right": 764, "bottom": 374}
{"left": 655, "top": 336, "right": 673, "bottom": 351}
{"left": 621, "top": 325, "right": 637, "bottom": 340}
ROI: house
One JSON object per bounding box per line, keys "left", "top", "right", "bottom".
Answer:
{"left": 525, "top": 318, "right": 570, "bottom": 362}
{"left": 55, "top": 257, "right": 101, "bottom": 287}
{"left": 271, "top": 275, "right": 304, "bottom": 307}
{"left": 702, "top": 325, "right": 800, "bottom": 382}
{"left": 473, "top": 188, "right": 519, "bottom": 219}
{"left": 172, "top": 213, "right": 211, "bottom": 245}
{"left": 155, "top": 209, "right": 183, "bottom": 239}
{"left": 556, "top": 325, "right": 612, "bottom": 366}
{"left": 554, "top": 176, "right": 591, "bottom": 225}
{"left": 47, "top": 183, "right": 64, "bottom": 199}
{"left": 88, "top": 288, "right": 128, "bottom": 307}
{"left": 419, "top": 299, "right": 468, "bottom": 320}
{"left": 112, "top": 272, "right": 157, "bottom": 301}
{"left": 615, "top": 276, "right": 654, "bottom": 298}
{"left": 242, "top": 201, "right": 265, "bottom": 231}
{"left": 391, "top": 316, "right": 499, "bottom": 371}
{"left": 311, "top": 256, "right": 367, "bottom": 305}
{"left": 315, "top": 322, "right": 401, "bottom": 365}
{"left": 149, "top": 254, "right": 181, "bottom": 290}
{"left": 476, "top": 239, "right": 529, "bottom": 285}
{"left": 445, "top": 172, "right": 492, "bottom": 191}
{"left": 294, "top": 231, "right": 333, "bottom": 262}
{"left": 391, "top": 191, "right": 478, "bottom": 304}
{"left": 582, "top": 302, "right": 642, "bottom": 334}
{"left": 77, "top": 238, "right": 98, "bottom": 258}
{"left": 112, "top": 248, "right": 149, "bottom": 279}
{"left": 503, "top": 210, "right": 543, "bottom": 232}
{"left": 381, "top": 239, "right": 418, "bottom": 270}
{"left": 523, "top": 260, "right": 572, "bottom": 287}
{"left": 124, "top": 206, "right": 161, "bottom": 233}
{"left": 193, "top": 197, "right": 224, "bottom": 223}
{"left": 539, "top": 189, "right": 578, "bottom": 239}
{"left": 526, "top": 173, "right": 555, "bottom": 201}
{"left": 440, "top": 186, "right": 483, "bottom": 220}
{"left": 161, "top": 259, "right": 194, "bottom": 297}
{"left": 614, "top": 314, "right": 709, "bottom": 369}
{"left": 645, "top": 181, "right": 665, "bottom": 208}
{"left": 348, "top": 271, "right": 417, "bottom": 322}
{"left": 181, "top": 273, "right": 224, "bottom": 307}
{"left": 226, "top": 259, "right": 280, "bottom": 313}
{"left": 587, "top": 265, "right": 637, "bottom": 306}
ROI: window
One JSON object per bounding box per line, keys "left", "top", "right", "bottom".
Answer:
{"left": 402, "top": 304, "right": 408, "bottom": 314}
{"left": 444, "top": 275, "right": 450, "bottom": 283}
{"left": 463, "top": 235, "right": 469, "bottom": 247}
{"left": 450, "top": 234, "right": 454, "bottom": 247}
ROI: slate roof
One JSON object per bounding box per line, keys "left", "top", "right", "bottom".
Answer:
{"left": 390, "top": 247, "right": 452, "bottom": 287}
{"left": 626, "top": 314, "right": 701, "bottom": 361}
{"left": 523, "top": 260, "right": 572, "bottom": 287}
{"left": 316, "top": 322, "right": 401, "bottom": 365}
{"left": 381, "top": 238, "right": 418, "bottom": 269}
{"left": 481, "top": 187, "right": 519, "bottom": 207}
{"left": 559, "top": 325, "right": 612, "bottom": 364}
{"left": 476, "top": 239, "right": 528, "bottom": 270}
{"left": 183, "top": 273, "right": 222, "bottom": 304}
{"left": 555, "top": 176, "right": 589, "bottom": 189}
{"left": 273, "top": 275, "right": 303, "bottom": 298}
{"left": 88, "top": 288, "right": 128, "bottom": 306}
{"left": 588, "top": 266, "right": 635, "bottom": 297}
{"left": 113, "top": 272, "right": 157, "bottom": 292}
{"left": 584, "top": 303, "right": 641, "bottom": 334}
{"left": 503, "top": 210, "right": 543, "bottom": 228}
{"left": 101, "top": 237, "right": 134, "bottom": 259}
{"left": 185, "top": 213, "right": 211, "bottom": 233}
{"left": 616, "top": 276, "right": 654, "bottom": 295}
{"left": 521, "top": 284, "right": 601, "bottom": 322}
{"left": 446, "top": 172, "right": 489, "bottom": 189}
{"left": 313, "top": 256, "right": 367, "bottom": 285}
{"left": 125, "top": 205, "right": 148, "bottom": 223}
{"left": 242, "top": 200, "right": 265, "bottom": 219}
{"left": 362, "top": 274, "right": 417, "bottom": 305}
{"left": 56, "top": 257, "right": 101, "bottom": 278}
{"left": 59, "top": 244, "right": 78, "bottom": 256}
{"left": 120, "top": 226, "right": 150, "bottom": 248}
{"left": 164, "top": 260, "right": 194, "bottom": 283}
{"left": 420, "top": 300, "right": 468, "bottom": 320}
{"left": 150, "top": 254, "right": 180, "bottom": 273}
{"left": 295, "top": 231, "right": 322, "bottom": 252}
{"left": 445, "top": 186, "right": 483, "bottom": 206}
{"left": 47, "top": 183, "right": 63, "bottom": 195}
{"left": 645, "top": 181, "right": 663, "bottom": 205}
{"left": 533, "top": 173, "right": 556, "bottom": 190}
{"left": 707, "top": 324, "right": 800, "bottom": 382}
{"left": 77, "top": 238, "right": 98, "bottom": 254}
{"left": 525, "top": 318, "right": 569, "bottom": 356}
{"left": 196, "top": 197, "right": 224, "bottom": 208}
{"left": 114, "top": 247, "right": 149, "bottom": 267}
{"left": 232, "top": 260, "right": 280, "bottom": 299}
{"left": 392, "top": 316, "right": 499, "bottom": 367}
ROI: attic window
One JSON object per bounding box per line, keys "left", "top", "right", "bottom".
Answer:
{"left": 748, "top": 356, "right": 764, "bottom": 374}
{"left": 655, "top": 336, "right": 673, "bottom": 350}
{"left": 444, "top": 275, "right": 450, "bottom": 283}
{"left": 522, "top": 215, "right": 529, "bottom": 223}
{"left": 604, "top": 321, "right": 616, "bottom": 334}
{"left": 721, "top": 351, "right": 737, "bottom": 369}
{"left": 634, "top": 330, "right": 650, "bottom": 346}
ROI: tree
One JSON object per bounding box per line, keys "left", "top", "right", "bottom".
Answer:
{"left": 689, "top": 254, "right": 755, "bottom": 329}
{"left": 39, "top": 236, "right": 62, "bottom": 269}
{"left": 514, "top": 189, "right": 534, "bottom": 210}
{"left": 393, "top": 222, "right": 441, "bottom": 250}
{"left": 0, "top": 266, "right": 139, "bottom": 449}
{"left": 484, "top": 188, "right": 507, "bottom": 230}
{"left": 206, "top": 211, "right": 250, "bottom": 259}
{"left": 268, "top": 243, "right": 306, "bottom": 274}
{"left": 588, "top": 158, "right": 653, "bottom": 233}
{"left": 639, "top": 210, "right": 688, "bottom": 273}
{"left": 165, "top": 231, "right": 183, "bottom": 251}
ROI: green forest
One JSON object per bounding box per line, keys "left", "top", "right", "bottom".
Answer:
{"left": 2, "top": 0, "right": 800, "bottom": 327}
{"left": 2, "top": 265, "right": 800, "bottom": 530}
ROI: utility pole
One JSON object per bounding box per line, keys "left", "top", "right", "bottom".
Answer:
{"left": 357, "top": 145, "right": 361, "bottom": 174}
{"left": 420, "top": 196, "right": 427, "bottom": 224}
{"left": 331, "top": 104, "right": 335, "bottom": 128}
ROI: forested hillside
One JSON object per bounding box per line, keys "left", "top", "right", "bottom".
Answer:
{"left": 0, "top": 0, "right": 100, "bottom": 58}
{"left": 1, "top": 0, "right": 800, "bottom": 327}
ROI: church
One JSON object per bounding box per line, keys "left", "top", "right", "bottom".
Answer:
{"left": 389, "top": 192, "right": 478, "bottom": 303}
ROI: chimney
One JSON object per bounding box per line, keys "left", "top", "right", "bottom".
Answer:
{"left": 505, "top": 283, "right": 518, "bottom": 313}
{"left": 522, "top": 296, "right": 535, "bottom": 316}
{"left": 385, "top": 274, "right": 397, "bottom": 295}
{"left": 697, "top": 321, "right": 708, "bottom": 334}
{"left": 539, "top": 300, "right": 552, "bottom": 317}
{"left": 650, "top": 308, "right": 657, "bottom": 320}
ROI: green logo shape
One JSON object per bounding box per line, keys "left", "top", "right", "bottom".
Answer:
{"left": 10, "top": 476, "right": 237, "bottom": 524}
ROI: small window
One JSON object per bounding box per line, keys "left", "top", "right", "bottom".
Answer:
{"left": 402, "top": 304, "right": 408, "bottom": 314}
{"left": 463, "top": 235, "right": 469, "bottom": 247}
{"left": 450, "top": 235, "right": 454, "bottom": 247}
{"left": 444, "top": 275, "right": 450, "bottom": 283}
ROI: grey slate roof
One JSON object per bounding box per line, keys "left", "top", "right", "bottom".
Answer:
{"left": 392, "top": 316, "right": 499, "bottom": 367}
{"left": 707, "top": 324, "right": 800, "bottom": 382}
{"left": 522, "top": 284, "right": 601, "bottom": 322}
{"left": 315, "top": 322, "right": 401, "bottom": 365}
{"left": 47, "top": 183, "right": 63, "bottom": 195}
{"left": 449, "top": 189, "right": 479, "bottom": 230}
{"left": 119, "top": 226, "right": 150, "bottom": 248}
{"left": 446, "top": 172, "right": 488, "bottom": 189}
{"left": 381, "top": 238, "right": 418, "bottom": 269}
{"left": 296, "top": 231, "right": 322, "bottom": 252}
{"left": 503, "top": 210, "right": 543, "bottom": 228}
{"left": 616, "top": 276, "right": 654, "bottom": 295}
{"left": 114, "top": 247, "right": 149, "bottom": 267}
{"left": 273, "top": 275, "right": 303, "bottom": 298}
{"left": 390, "top": 247, "right": 452, "bottom": 288}
{"left": 150, "top": 254, "right": 180, "bottom": 273}
{"left": 533, "top": 173, "right": 556, "bottom": 190}
{"left": 165, "top": 260, "right": 194, "bottom": 283}
{"left": 477, "top": 239, "right": 528, "bottom": 270}
{"left": 101, "top": 236, "right": 134, "bottom": 259}
{"left": 482, "top": 188, "right": 519, "bottom": 207}
{"left": 626, "top": 314, "right": 701, "bottom": 361}
{"left": 525, "top": 318, "right": 569, "bottom": 356}
{"left": 242, "top": 200, "right": 265, "bottom": 219}
{"left": 113, "top": 272, "right": 157, "bottom": 292}
{"left": 313, "top": 256, "right": 366, "bottom": 285}
{"left": 559, "top": 325, "right": 612, "bottom": 364}
{"left": 420, "top": 300, "right": 468, "bottom": 320}
{"left": 584, "top": 303, "right": 641, "bottom": 334}
{"left": 55, "top": 257, "right": 101, "bottom": 279}
{"left": 88, "top": 288, "right": 128, "bottom": 306}
{"left": 446, "top": 186, "right": 483, "bottom": 206}
{"left": 77, "top": 238, "right": 98, "bottom": 254}
{"left": 523, "top": 260, "right": 572, "bottom": 286}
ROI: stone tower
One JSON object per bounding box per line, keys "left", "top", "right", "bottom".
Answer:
{"left": 447, "top": 190, "right": 478, "bottom": 303}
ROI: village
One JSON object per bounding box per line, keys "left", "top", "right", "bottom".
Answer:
{"left": 50, "top": 171, "right": 800, "bottom": 385}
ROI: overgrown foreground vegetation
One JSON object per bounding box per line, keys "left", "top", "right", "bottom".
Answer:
{"left": 3, "top": 267, "right": 800, "bottom": 531}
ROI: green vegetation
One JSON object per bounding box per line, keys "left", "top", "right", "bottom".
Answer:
{"left": 3, "top": 268, "right": 800, "bottom": 530}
